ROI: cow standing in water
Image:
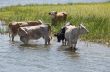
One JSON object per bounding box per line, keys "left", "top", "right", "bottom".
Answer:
{"left": 54, "top": 22, "right": 72, "bottom": 45}
{"left": 49, "top": 11, "right": 67, "bottom": 25}
{"left": 56, "top": 22, "right": 89, "bottom": 51}
{"left": 8, "top": 20, "right": 43, "bottom": 41}
{"left": 18, "top": 24, "right": 51, "bottom": 45}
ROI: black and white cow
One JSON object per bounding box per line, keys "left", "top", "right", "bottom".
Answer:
{"left": 54, "top": 22, "right": 72, "bottom": 45}
{"left": 55, "top": 22, "right": 89, "bottom": 51}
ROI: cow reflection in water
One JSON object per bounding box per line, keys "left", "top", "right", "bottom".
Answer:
{"left": 55, "top": 22, "right": 89, "bottom": 51}
{"left": 18, "top": 24, "right": 51, "bottom": 45}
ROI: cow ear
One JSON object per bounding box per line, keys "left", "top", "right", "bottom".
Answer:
{"left": 55, "top": 11, "right": 57, "bottom": 14}
{"left": 9, "top": 23, "right": 12, "bottom": 28}
{"left": 16, "top": 24, "right": 20, "bottom": 28}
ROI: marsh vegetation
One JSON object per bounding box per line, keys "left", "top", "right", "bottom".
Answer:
{"left": 0, "top": 3, "right": 110, "bottom": 44}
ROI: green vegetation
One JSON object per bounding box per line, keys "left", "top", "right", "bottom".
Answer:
{"left": 0, "top": 3, "right": 110, "bottom": 44}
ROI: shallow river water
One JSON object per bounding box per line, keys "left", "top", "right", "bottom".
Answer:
{"left": 0, "top": 34, "right": 110, "bottom": 72}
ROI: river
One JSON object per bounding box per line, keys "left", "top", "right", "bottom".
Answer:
{"left": 0, "top": 34, "right": 110, "bottom": 72}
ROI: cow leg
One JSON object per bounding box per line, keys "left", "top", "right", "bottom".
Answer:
{"left": 9, "top": 32, "right": 12, "bottom": 41}
{"left": 66, "top": 41, "right": 69, "bottom": 46}
{"left": 74, "top": 43, "right": 77, "bottom": 50}
{"left": 62, "top": 40, "right": 66, "bottom": 46}
{"left": 11, "top": 34, "right": 15, "bottom": 41}
{"left": 69, "top": 40, "right": 73, "bottom": 48}
{"left": 64, "top": 39, "right": 67, "bottom": 45}
{"left": 20, "top": 36, "right": 28, "bottom": 44}
{"left": 45, "top": 37, "right": 50, "bottom": 45}
{"left": 9, "top": 31, "right": 11, "bottom": 39}
{"left": 73, "top": 41, "right": 77, "bottom": 51}
{"left": 74, "top": 44, "right": 77, "bottom": 49}
{"left": 45, "top": 39, "right": 48, "bottom": 45}
{"left": 44, "top": 36, "right": 50, "bottom": 45}
{"left": 47, "top": 37, "right": 51, "bottom": 45}
{"left": 12, "top": 36, "right": 14, "bottom": 41}
{"left": 66, "top": 39, "right": 71, "bottom": 48}
{"left": 68, "top": 43, "right": 73, "bottom": 50}
{"left": 11, "top": 32, "right": 18, "bottom": 41}
{"left": 68, "top": 41, "right": 77, "bottom": 52}
{"left": 62, "top": 40, "right": 65, "bottom": 45}
{"left": 44, "top": 36, "right": 48, "bottom": 45}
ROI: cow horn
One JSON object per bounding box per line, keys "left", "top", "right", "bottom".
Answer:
{"left": 38, "top": 19, "right": 43, "bottom": 24}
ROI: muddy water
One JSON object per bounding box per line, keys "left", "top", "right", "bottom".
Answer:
{"left": 0, "top": 34, "right": 110, "bottom": 72}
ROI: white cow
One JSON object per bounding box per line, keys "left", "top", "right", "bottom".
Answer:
{"left": 18, "top": 24, "right": 51, "bottom": 45}
{"left": 65, "top": 23, "right": 89, "bottom": 50}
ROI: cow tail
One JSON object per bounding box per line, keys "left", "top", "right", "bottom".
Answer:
{"left": 48, "top": 25, "right": 52, "bottom": 40}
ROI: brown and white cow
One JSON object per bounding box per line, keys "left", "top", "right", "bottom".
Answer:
{"left": 9, "top": 20, "right": 43, "bottom": 41}
{"left": 49, "top": 11, "right": 67, "bottom": 25}
{"left": 18, "top": 24, "right": 51, "bottom": 45}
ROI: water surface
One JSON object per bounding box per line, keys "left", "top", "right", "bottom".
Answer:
{"left": 0, "top": 34, "right": 110, "bottom": 72}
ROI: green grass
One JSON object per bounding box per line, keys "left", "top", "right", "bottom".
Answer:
{"left": 0, "top": 3, "right": 110, "bottom": 44}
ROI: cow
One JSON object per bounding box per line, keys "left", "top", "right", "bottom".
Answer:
{"left": 54, "top": 22, "right": 72, "bottom": 45}
{"left": 64, "top": 23, "right": 89, "bottom": 51}
{"left": 8, "top": 20, "right": 43, "bottom": 41}
{"left": 54, "top": 27, "right": 66, "bottom": 45}
{"left": 18, "top": 24, "right": 51, "bottom": 45}
{"left": 55, "top": 22, "right": 89, "bottom": 51}
{"left": 48, "top": 11, "right": 67, "bottom": 25}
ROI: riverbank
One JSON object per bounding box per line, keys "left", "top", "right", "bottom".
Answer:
{"left": 0, "top": 3, "right": 110, "bottom": 45}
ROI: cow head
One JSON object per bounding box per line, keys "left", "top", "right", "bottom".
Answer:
{"left": 54, "top": 33, "right": 63, "bottom": 42}
{"left": 9, "top": 22, "right": 20, "bottom": 33}
{"left": 49, "top": 11, "right": 57, "bottom": 19}
{"left": 49, "top": 11, "right": 57, "bottom": 15}
{"left": 9, "top": 22, "right": 20, "bottom": 29}
{"left": 79, "top": 23, "right": 89, "bottom": 34}
{"left": 54, "top": 27, "right": 66, "bottom": 42}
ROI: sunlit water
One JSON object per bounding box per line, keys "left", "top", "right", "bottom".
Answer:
{"left": 0, "top": 34, "right": 110, "bottom": 72}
